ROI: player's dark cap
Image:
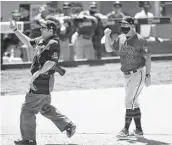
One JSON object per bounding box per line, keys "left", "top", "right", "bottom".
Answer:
{"left": 39, "top": 19, "right": 58, "bottom": 31}
{"left": 139, "top": 1, "right": 151, "bottom": 8}
{"left": 89, "top": 1, "right": 97, "bottom": 8}
{"left": 113, "top": 1, "right": 122, "bottom": 7}
{"left": 119, "top": 16, "right": 135, "bottom": 25}
{"left": 63, "top": 2, "right": 71, "bottom": 9}
{"left": 143, "top": 1, "right": 151, "bottom": 8}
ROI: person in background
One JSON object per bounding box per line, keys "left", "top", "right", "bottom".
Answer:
{"left": 105, "top": 1, "right": 126, "bottom": 56}
{"left": 12, "top": 10, "right": 21, "bottom": 21}
{"left": 71, "top": 2, "right": 99, "bottom": 60}
{"left": 56, "top": 2, "right": 75, "bottom": 61}
{"left": 3, "top": 33, "right": 23, "bottom": 63}
{"left": 34, "top": 4, "right": 49, "bottom": 21}
{"left": 20, "top": 4, "right": 30, "bottom": 21}
{"left": 134, "top": 1, "right": 154, "bottom": 39}
{"left": 107, "top": 1, "right": 125, "bottom": 19}
{"left": 135, "top": 1, "right": 163, "bottom": 42}
{"left": 76, "top": 1, "right": 107, "bottom": 59}
{"left": 88, "top": 2, "right": 108, "bottom": 59}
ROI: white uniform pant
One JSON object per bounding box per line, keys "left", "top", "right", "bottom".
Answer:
{"left": 124, "top": 67, "right": 146, "bottom": 109}
{"left": 60, "top": 39, "right": 75, "bottom": 61}
{"left": 74, "top": 35, "right": 95, "bottom": 60}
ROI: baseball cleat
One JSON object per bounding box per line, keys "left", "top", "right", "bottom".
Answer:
{"left": 14, "top": 139, "right": 37, "bottom": 145}
{"left": 66, "top": 122, "right": 76, "bottom": 138}
{"left": 116, "top": 128, "right": 129, "bottom": 139}
{"left": 132, "top": 129, "right": 144, "bottom": 137}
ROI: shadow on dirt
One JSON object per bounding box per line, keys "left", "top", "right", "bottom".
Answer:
{"left": 126, "top": 136, "right": 171, "bottom": 145}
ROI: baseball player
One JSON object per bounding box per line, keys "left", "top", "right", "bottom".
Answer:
{"left": 9, "top": 18, "right": 76, "bottom": 145}
{"left": 57, "top": 2, "right": 75, "bottom": 61}
{"left": 106, "top": 1, "right": 126, "bottom": 40}
{"left": 104, "top": 16, "right": 151, "bottom": 138}
{"left": 71, "top": 9, "right": 98, "bottom": 60}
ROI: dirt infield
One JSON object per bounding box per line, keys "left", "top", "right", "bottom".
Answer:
{"left": 1, "top": 60, "right": 172, "bottom": 96}
{"left": 1, "top": 85, "right": 172, "bottom": 145}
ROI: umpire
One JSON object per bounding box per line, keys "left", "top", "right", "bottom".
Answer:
{"left": 9, "top": 19, "right": 76, "bottom": 145}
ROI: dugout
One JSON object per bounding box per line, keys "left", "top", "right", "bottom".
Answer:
{"left": 0, "top": 1, "right": 172, "bottom": 68}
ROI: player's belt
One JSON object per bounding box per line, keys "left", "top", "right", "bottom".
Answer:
{"left": 124, "top": 67, "right": 143, "bottom": 75}
{"left": 124, "top": 70, "right": 137, "bottom": 75}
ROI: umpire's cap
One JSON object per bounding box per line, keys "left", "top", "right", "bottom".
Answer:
{"left": 119, "top": 16, "right": 135, "bottom": 25}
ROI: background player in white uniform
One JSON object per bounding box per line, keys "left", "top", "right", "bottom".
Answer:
{"left": 71, "top": 3, "right": 98, "bottom": 60}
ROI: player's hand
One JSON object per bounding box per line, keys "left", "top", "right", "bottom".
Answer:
{"left": 145, "top": 76, "right": 151, "bottom": 87}
{"left": 104, "top": 28, "right": 111, "bottom": 36}
{"left": 9, "top": 19, "right": 17, "bottom": 31}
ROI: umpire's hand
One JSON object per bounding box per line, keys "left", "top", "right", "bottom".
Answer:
{"left": 9, "top": 19, "right": 17, "bottom": 31}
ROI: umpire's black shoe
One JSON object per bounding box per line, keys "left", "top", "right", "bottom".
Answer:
{"left": 65, "top": 122, "right": 76, "bottom": 138}
{"left": 14, "top": 139, "right": 37, "bottom": 145}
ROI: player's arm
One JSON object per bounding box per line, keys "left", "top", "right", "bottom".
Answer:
{"left": 95, "top": 13, "right": 108, "bottom": 20}
{"left": 104, "top": 28, "right": 119, "bottom": 53}
{"left": 143, "top": 40, "right": 151, "bottom": 75}
{"left": 144, "top": 51, "right": 151, "bottom": 76}
{"left": 78, "top": 11, "right": 98, "bottom": 24}
{"left": 70, "top": 30, "right": 79, "bottom": 45}
{"left": 9, "top": 19, "right": 33, "bottom": 48}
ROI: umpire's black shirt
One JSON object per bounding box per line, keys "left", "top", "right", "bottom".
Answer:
{"left": 29, "top": 35, "right": 60, "bottom": 95}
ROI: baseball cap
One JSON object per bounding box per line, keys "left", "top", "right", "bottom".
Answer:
{"left": 143, "top": 1, "right": 151, "bottom": 7}
{"left": 39, "top": 19, "right": 57, "bottom": 31}
{"left": 39, "top": 4, "right": 48, "bottom": 13}
{"left": 113, "top": 1, "right": 122, "bottom": 7}
{"left": 63, "top": 2, "right": 71, "bottom": 9}
{"left": 46, "top": 16, "right": 61, "bottom": 28}
{"left": 119, "top": 16, "right": 135, "bottom": 25}
{"left": 89, "top": 1, "right": 97, "bottom": 8}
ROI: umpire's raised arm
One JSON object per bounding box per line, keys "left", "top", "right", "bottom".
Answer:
{"left": 9, "top": 19, "right": 33, "bottom": 48}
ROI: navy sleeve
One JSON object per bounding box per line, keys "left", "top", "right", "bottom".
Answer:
{"left": 47, "top": 42, "right": 60, "bottom": 62}
{"left": 30, "top": 37, "right": 41, "bottom": 47}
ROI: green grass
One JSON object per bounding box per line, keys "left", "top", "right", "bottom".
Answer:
{"left": 1, "top": 60, "right": 172, "bottom": 96}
